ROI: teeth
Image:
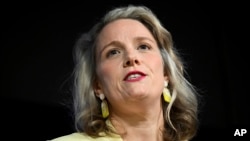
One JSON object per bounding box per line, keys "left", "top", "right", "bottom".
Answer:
{"left": 127, "top": 74, "right": 141, "bottom": 80}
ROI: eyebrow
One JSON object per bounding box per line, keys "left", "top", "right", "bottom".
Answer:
{"left": 135, "top": 37, "right": 155, "bottom": 44}
{"left": 99, "top": 41, "right": 124, "bottom": 56}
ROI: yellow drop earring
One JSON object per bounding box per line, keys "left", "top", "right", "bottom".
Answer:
{"left": 163, "top": 81, "right": 171, "bottom": 103}
{"left": 99, "top": 93, "right": 109, "bottom": 118}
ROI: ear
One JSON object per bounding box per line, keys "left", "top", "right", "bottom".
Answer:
{"left": 93, "top": 79, "right": 103, "bottom": 96}
{"left": 164, "top": 76, "right": 169, "bottom": 83}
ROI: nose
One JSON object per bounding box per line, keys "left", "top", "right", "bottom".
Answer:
{"left": 123, "top": 52, "right": 140, "bottom": 67}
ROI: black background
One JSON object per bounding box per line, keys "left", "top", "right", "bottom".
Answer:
{"left": 1, "top": 1, "right": 249, "bottom": 140}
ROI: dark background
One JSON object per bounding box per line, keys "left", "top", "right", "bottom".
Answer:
{"left": 1, "top": 1, "right": 249, "bottom": 140}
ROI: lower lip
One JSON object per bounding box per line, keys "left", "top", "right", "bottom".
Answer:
{"left": 124, "top": 75, "right": 146, "bottom": 82}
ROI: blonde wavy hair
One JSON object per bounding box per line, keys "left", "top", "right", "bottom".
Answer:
{"left": 72, "top": 5, "right": 199, "bottom": 141}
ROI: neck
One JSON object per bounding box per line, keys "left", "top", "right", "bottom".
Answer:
{"left": 109, "top": 100, "right": 164, "bottom": 141}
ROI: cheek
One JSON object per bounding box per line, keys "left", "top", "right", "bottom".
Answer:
{"left": 149, "top": 55, "right": 164, "bottom": 75}
{"left": 96, "top": 62, "right": 123, "bottom": 97}
{"left": 96, "top": 62, "right": 118, "bottom": 84}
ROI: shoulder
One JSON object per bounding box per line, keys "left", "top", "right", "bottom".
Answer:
{"left": 48, "top": 132, "right": 122, "bottom": 141}
{"left": 48, "top": 133, "right": 91, "bottom": 141}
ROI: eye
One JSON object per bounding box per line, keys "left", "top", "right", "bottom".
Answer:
{"left": 106, "top": 49, "right": 120, "bottom": 57}
{"left": 138, "top": 44, "right": 151, "bottom": 50}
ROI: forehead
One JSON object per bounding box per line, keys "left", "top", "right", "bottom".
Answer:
{"left": 97, "top": 19, "right": 154, "bottom": 43}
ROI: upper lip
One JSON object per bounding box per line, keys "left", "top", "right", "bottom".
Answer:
{"left": 123, "top": 70, "right": 146, "bottom": 80}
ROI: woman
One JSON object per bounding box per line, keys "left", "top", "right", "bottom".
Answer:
{"left": 50, "top": 5, "right": 199, "bottom": 141}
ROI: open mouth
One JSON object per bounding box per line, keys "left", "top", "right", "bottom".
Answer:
{"left": 124, "top": 71, "right": 146, "bottom": 81}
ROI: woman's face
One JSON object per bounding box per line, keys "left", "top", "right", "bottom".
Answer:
{"left": 95, "top": 19, "right": 166, "bottom": 109}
